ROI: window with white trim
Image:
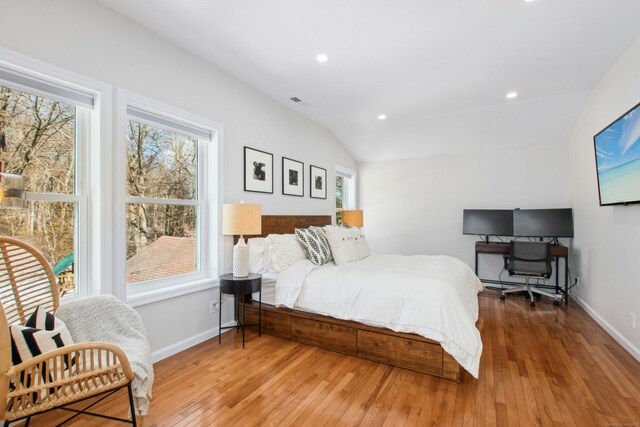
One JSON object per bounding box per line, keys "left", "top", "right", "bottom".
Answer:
{"left": 0, "top": 67, "right": 92, "bottom": 296}
{"left": 335, "top": 166, "right": 356, "bottom": 225}
{"left": 122, "top": 100, "right": 218, "bottom": 293}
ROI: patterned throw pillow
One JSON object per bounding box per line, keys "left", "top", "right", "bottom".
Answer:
{"left": 10, "top": 305, "right": 74, "bottom": 365}
{"left": 295, "top": 227, "right": 333, "bottom": 266}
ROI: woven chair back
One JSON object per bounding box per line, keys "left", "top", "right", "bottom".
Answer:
{"left": 0, "top": 237, "right": 60, "bottom": 374}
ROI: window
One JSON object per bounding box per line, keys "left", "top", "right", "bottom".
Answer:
{"left": 120, "top": 94, "right": 219, "bottom": 298}
{"left": 336, "top": 175, "right": 345, "bottom": 224}
{"left": 335, "top": 166, "right": 356, "bottom": 225}
{"left": 0, "top": 69, "right": 92, "bottom": 296}
{"left": 0, "top": 55, "right": 219, "bottom": 305}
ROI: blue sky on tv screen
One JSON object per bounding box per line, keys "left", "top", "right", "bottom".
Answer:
{"left": 595, "top": 106, "right": 640, "bottom": 173}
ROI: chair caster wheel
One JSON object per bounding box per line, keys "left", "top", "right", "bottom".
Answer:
{"left": 500, "top": 295, "right": 505, "bottom": 300}
{"left": 530, "top": 301, "right": 536, "bottom": 307}
{"left": 553, "top": 300, "right": 560, "bottom": 306}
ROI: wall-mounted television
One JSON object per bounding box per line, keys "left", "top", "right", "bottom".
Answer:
{"left": 594, "top": 101, "right": 640, "bottom": 206}
{"left": 513, "top": 208, "right": 574, "bottom": 238}
{"left": 462, "top": 209, "right": 514, "bottom": 236}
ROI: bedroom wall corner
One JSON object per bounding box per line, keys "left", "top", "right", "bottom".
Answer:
{"left": 357, "top": 144, "right": 570, "bottom": 280}
{"left": 567, "top": 34, "right": 640, "bottom": 361}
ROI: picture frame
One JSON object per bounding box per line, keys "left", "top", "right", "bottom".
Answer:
{"left": 310, "top": 165, "right": 327, "bottom": 199}
{"left": 244, "top": 146, "right": 274, "bottom": 194}
{"left": 282, "top": 157, "right": 304, "bottom": 197}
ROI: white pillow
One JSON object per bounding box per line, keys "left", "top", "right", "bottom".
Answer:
{"left": 265, "top": 234, "right": 307, "bottom": 272}
{"left": 324, "top": 225, "right": 359, "bottom": 266}
{"left": 248, "top": 238, "right": 276, "bottom": 274}
{"left": 349, "top": 227, "right": 371, "bottom": 260}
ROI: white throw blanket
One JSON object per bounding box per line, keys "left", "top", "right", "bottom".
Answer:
{"left": 57, "top": 295, "right": 154, "bottom": 416}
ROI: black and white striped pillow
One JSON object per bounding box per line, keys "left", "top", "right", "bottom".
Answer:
{"left": 295, "top": 227, "right": 333, "bottom": 266}
{"left": 10, "top": 306, "right": 74, "bottom": 365}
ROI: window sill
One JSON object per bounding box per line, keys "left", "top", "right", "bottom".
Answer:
{"left": 127, "top": 277, "right": 219, "bottom": 308}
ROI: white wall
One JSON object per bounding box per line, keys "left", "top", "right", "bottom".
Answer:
{"left": 0, "top": 0, "right": 355, "bottom": 356}
{"left": 358, "top": 144, "right": 570, "bottom": 279}
{"left": 568, "top": 35, "right": 640, "bottom": 360}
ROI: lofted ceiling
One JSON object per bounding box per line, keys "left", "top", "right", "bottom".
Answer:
{"left": 97, "top": 0, "right": 640, "bottom": 162}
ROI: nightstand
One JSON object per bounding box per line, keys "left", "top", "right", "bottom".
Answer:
{"left": 218, "top": 273, "right": 261, "bottom": 348}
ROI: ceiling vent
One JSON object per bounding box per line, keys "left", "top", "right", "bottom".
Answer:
{"left": 290, "top": 97, "right": 302, "bottom": 103}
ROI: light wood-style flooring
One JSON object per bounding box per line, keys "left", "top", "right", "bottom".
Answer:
{"left": 32, "top": 292, "right": 640, "bottom": 426}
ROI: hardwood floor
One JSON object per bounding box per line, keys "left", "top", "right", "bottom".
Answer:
{"left": 31, "top": 292, "right": 640, "bottom": 426}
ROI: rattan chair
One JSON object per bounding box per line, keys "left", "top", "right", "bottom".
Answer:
{"left": 0, "top": 237, "right": 137, "bottom": 426}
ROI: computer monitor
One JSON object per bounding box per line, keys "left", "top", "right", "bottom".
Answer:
{"left": 513, "top": 208, "right": 574, "bottom": 238}
{"left": 463, "top": 209, "right": 514, "bottom": 236}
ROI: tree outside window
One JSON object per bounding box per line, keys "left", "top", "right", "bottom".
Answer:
{"left": 0, "top": 85, "right": 79, "bottom": 295}
{"left": 125, "top": 120, "right": 200, "bottom": 284}
{"left": 336, "top": 175, "right": 344, "bottom": 225}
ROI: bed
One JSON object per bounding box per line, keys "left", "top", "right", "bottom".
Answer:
{"left": 242, "top": 215, "right": 483, "bottom": 382}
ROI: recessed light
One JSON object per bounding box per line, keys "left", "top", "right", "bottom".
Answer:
{"left": 378, "top": 114, "right": 387, "bottom": 120}
{"left": 316, "top": 54, "right": 329, "bottom": 63}
{"left": 506, "top": 91, "right": 518, "bottom": 99}
{"left": 523, "top": 0, "right": 535, "bottom": 2}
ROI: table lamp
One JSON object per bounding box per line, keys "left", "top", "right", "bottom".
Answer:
{"left": 342, "top": 209, "right": 363, "bottom": 228}
{"left": 223, "top": 202, "right": 262, "bottom": 277}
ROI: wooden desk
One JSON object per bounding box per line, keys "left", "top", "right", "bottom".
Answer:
{"left": 475, "top": 242, "right": 569, "bottom": 304}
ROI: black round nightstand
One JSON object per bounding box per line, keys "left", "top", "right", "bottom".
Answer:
{"left": 219, "top": 273, "right": 261, "bottom": 348}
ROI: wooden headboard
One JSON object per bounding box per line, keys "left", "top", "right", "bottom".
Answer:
{"left": 246, "top": 215, "right": 332, "bottom": 239}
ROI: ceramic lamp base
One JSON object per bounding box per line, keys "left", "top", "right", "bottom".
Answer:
{"left": 233, "top": 237, "right": 249, "bottom": 277}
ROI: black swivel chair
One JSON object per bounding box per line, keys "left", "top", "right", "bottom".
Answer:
{"left": 501, "top": 241, "right": 562, "bottom": 307}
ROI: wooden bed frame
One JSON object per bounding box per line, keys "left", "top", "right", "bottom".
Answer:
{"left": 243, "top": 215, "right": 463, "bottom": 382}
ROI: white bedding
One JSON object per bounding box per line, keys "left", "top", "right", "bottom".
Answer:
{"left": 252, "top": 277, "right": 276, "bottom": 305}
{"left": 275, "top": 253, "right": 484, "bottom": 378}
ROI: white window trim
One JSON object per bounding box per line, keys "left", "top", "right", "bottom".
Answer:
{"left": 116, "top": 90, "right": 224, "bottom": 307}
{"left": 335, "top": 164, "right": 357, "bottom": 213}
{"left": 0, "top": 47, "right": 112, "bottom": 301}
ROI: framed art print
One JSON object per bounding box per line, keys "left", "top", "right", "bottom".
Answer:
{"left": 282, "top": 157, "right": 304, "bottom": 197}
{"left": 310, "top": 165, "right": 327, "bottom": 199}
{"left": 244, "top": 146, "right": 273, "bottom": 194}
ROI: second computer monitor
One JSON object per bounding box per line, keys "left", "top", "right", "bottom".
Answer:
{"left": 513, "top": 208, "right": 574, "bottom": 238}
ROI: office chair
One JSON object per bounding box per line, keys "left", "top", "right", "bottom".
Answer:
{"left": 500, "top": 241, "right": 562, "bottom": 307}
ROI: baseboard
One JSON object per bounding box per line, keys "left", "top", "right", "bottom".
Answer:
{"left": 573, "top": 295, "right": 640, "bottom": 363}
{"left": 151, "top": 320, "right": 237, "bottom": 363}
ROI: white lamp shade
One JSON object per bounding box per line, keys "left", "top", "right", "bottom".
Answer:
{"left": 222, "top": 203, "right": 262, "bottom": 236}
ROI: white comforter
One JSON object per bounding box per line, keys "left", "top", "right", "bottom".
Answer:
{"left": 275, "top": 253, "right": 484, "bottom": 378}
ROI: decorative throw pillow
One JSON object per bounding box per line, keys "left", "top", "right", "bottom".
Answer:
{"left": 349, "top": 227, "right": 371, "bottom": 260}
{"left": 295, "top": 227, "right": 333, "bottom": 266}
{"left": 324, "top": 225, "right": 359, "bottom": 266}
{"left": 10, "top": 305, "right": 74, "bottom": 366}
{"left": 265, "top": 234, "right": 308, "bottom": 272}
